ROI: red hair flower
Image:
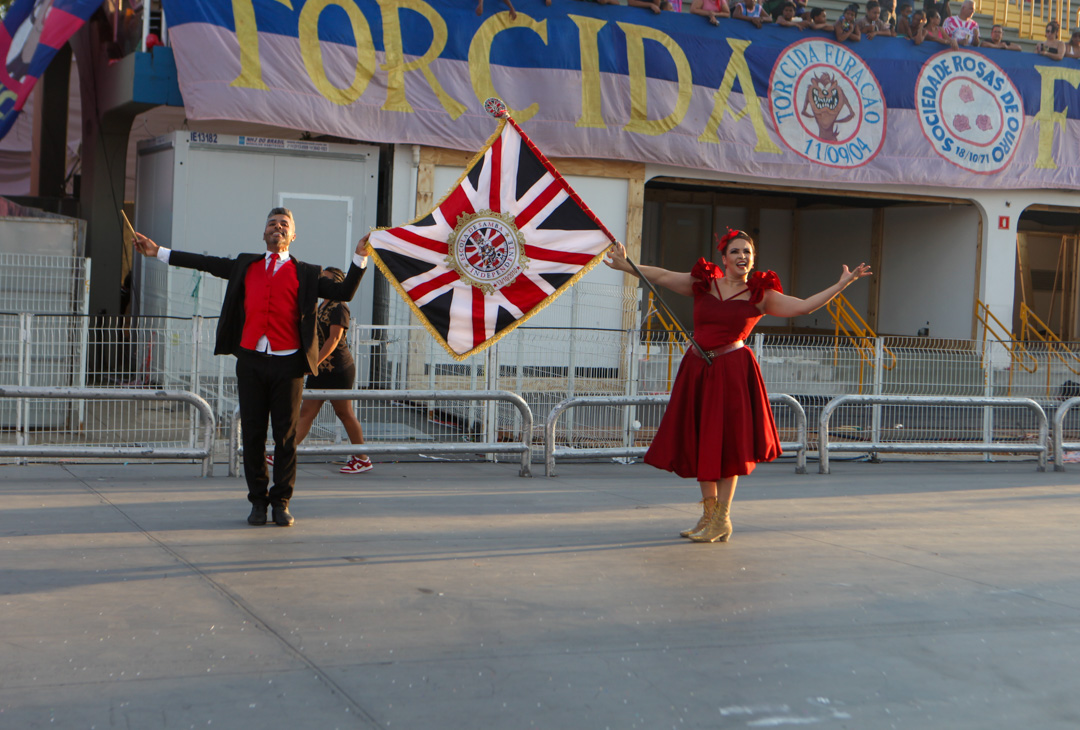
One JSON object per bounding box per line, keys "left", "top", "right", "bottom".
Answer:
{"left": 715, "top": 227, "right": 753, "bottom": 252}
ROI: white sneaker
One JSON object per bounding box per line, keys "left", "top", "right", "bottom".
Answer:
{"left": 340, "top": 456, "right": 373, "bottom": 474}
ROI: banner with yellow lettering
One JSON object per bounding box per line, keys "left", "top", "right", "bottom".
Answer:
{"left": 164, "top": 0, "right": 1080, "bottom": 190}
{"left": 0, "top": 0, "right": 105, "bottom": 141}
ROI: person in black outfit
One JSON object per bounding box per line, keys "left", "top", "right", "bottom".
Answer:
{"left": 133, "top": 208, "right": 369, "bottom": 527}
{"left": 293, "top": 267, "right": 372, "bottom": 474}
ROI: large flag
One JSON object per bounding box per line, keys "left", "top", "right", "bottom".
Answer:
{"left": 369, "top": 104, "right": 617, "bottom": 361}
{"left": 0, "top": 0, "right": 103, "bottom": 142}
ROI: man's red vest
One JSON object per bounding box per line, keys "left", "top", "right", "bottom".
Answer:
{"left": 240, "top": 256, "right": 302, "bottom": 351}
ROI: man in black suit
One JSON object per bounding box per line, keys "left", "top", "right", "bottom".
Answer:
{"left": 134, "top": 208, "right": 370, "bottom": 527}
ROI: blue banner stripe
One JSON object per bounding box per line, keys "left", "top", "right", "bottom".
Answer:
{"left": 163, "top": 0, "right": 1080, "bottom": 118}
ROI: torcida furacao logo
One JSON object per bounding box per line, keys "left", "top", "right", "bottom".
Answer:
{"left": 768, "top": 39, "right": 886, "bottom": 169}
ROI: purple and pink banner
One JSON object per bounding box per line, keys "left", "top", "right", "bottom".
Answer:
{"left": 0, "top": 0, "right": 104, "bottom": 141}
{"left": 163, "top": 0, "right": 1080, "bottom": 191}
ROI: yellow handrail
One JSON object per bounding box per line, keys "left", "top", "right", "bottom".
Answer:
{"left": 976, "top": 0, "right": 1080, "bottom": 40}
{"left": 825, "top": 293, "right": 897, "bottom": 367}
{"left": 642, "top": 291, "right": 688, "bottom": 390}
{"left": 1017, "top": 302, "right": 1080, "bottom": 379}
{"left": 973, "top": 300, "right": 1038, "bottom": 399}
{"left": 824, "top": 294, "right": 896, "bottom": 394}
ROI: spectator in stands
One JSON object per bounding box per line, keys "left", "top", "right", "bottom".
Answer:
{"left": 879, "top": 0, "right": 896, "bottom": 27}
{"left": 1068, "top": 29, "right": 1080, "bottom": 58}
{"left": 801, "top": 6, "right": 830, "bottom": 28}
{"left": 915, "top": 9, "right": 959, "bottom": 47}
{"left": 923, "top": 0, "right": 949, "bottom": 19}
{"left": 691, "top": 0, "right": 731, "bottom": 25}
{"left": 895, "top": 2, "right": 914, "bottom": 36}
{"left": 905, "top": 8, "right": 925, "bottom": 38}
{"left": 835, "top": 3, "right": 862, "bottom": 40}
{"left": 766, "top": 0, "right": 805, "bottom": 21}
{"left": 775, "top": 2, "right": 803, "bottom": 26}
{"left": 979, "top": 23, "right": 1022, "bottom": 50}
{"left": 629, "top": 0, "right": 675, "bottom": 13}
{"left": 475, "top": 0, "right": 519, "bottom": 18}
{"left": 1035, "top": 21, "right": 1068, "bottom": 60}
{"left": 943, "top": 0, "right": 980, "bottom": 45}
{"left": 860, "top": 0, "right": 895, "bottom": 37}
{"left": 733, "top": 0, "right": 772, "bottom": 26}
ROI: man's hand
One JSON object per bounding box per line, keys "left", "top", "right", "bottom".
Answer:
{"left": 355, "top": 233, "right": 371, "bottom": 258}
{"left": 133, "top": 232, "right": 160, "bottom": 257}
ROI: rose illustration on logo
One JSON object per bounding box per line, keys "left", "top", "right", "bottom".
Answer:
{"left": 447, "top": 210, "right": 529, "bottom": 295}
{"left": 915, "top": 50, "right": 1024, "bottom": 174}
{"left": 769, "top": 39, "right": 885, "bottom": 169}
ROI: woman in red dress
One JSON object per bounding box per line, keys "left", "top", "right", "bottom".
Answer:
{"left": 606, "top": 230, "right": 871, "bottom": 543}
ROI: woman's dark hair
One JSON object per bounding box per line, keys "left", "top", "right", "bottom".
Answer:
{"left": 322, "top": 266, "right": 346, "bottom": 283}
{"left": 845, "top": 2, "right": 860, "bottom": 12}
{"left": 926, "top": 8, "right": 939, "bottom": 21}
{"left": 1047, "top": 20, "right": 1060, "bottom": 32}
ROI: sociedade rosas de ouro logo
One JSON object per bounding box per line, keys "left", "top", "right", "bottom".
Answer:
{"left": 915, "top": 50, "right": 1024, "bottom": 175}
{"left": 768, "top": 39, "right": 886, "bottom": 169}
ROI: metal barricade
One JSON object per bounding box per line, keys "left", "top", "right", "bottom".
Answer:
{"left": 1053, "top": 396, "right": 1080, "bottom": 472}
{"left": 229, "top": 389, "right": 534, "bottom": 478}
{"left": 818, "top": 395, "right": 1048, "bottom": 473}
{"left": 0, "top": 386, "right": 215, "bottom": 476}
{"left": 543, "top": 393, "right": 808, "bottom": 476}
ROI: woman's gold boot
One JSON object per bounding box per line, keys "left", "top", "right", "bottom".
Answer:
{"left": 680, "top": 497, "right": 718, "bottom": 538}
{"left": 688, "top": 498, "right": 733, "bottom": 543}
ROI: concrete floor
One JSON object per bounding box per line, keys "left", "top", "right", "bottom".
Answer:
{"left": 2, "top": 456, "right": 1079, "bottom": 729}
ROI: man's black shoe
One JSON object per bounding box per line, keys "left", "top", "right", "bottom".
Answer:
{"left": 247, "top": 501, "right": 268, "bottom": 526}
{"left": 271, "top": 503, "right": 295, "bottom": 527}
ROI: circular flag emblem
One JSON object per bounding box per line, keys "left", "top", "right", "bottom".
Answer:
{"left": 768, "top": 39, "right": 886, "bottom": 169}
{"left": 914, "top": 50, "right": 1024, "bottom": 174}
{"left": 447, "top": 210, "right": 529, "bottom": 294}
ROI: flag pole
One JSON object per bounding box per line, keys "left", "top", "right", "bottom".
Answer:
{"left": 481, "top": 98, "right": 713, "bottom": 366}
{"left": 621, "top": 255, "right": 712, "bottom": 366}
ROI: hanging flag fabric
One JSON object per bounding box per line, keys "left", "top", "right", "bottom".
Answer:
{"left": 0, "top": 0, "right": 105, "bottom": 141}
{"left": 369, "top": 103, "right": 616, "bottom": 361}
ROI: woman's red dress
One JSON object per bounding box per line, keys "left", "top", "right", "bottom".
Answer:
{"left": 644, "top": 259, "right": 783, "bottom": 480}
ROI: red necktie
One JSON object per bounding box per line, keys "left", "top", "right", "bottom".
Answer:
{"left": 267, "top": 252, "right": 278, "bottom": 275}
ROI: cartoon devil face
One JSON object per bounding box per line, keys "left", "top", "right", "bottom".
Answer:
{"left": 802, "top": 72, "right": 854, "bottom": 142}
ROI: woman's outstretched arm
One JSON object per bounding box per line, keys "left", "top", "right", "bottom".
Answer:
{"left": 604, "top": 243, "right": 696, "bottom": 297}
{"left": 761, "top": 263, "right": 872, "bottom": 317}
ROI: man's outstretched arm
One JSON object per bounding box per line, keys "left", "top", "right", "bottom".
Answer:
{"left": 321, "top": 234, "right": 372, "bottom": 301}
{"left": 133, "top": 232, "right": 237, "bottom": 279}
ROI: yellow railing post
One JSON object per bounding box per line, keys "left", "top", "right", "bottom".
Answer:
{"left": 973, "top": 299, "right": 1043, "bottom": 396}
{"left": 1016, "top": 301, "right": 1080, "bottom": 396}
{"left": 642, "top": 291, "right": 688, "bottom": 391}
{"left": 825, "top": 294, "right": 896, "bottom": 395}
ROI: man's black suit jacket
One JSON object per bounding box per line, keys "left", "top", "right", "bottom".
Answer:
{"left": 169, "top": 251, "right": 366, "bottom": 375}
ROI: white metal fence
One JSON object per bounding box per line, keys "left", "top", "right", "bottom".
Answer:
{"left": 0, "top": 311, "right": 1076, "bottom": 464}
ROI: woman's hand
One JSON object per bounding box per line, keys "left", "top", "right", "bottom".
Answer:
{"left": 604, "top": 242, "right": 633, "bottom": 273}
{"left": 840, "top": 262, "right": 873, "bottom": 287}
